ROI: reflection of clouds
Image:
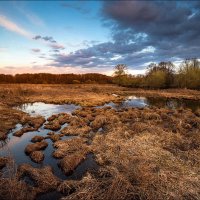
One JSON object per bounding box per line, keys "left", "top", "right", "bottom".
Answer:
{"left": 15, "top": 102, "right": 80, "bottom": 118}
{"left": 123, "top": 96, "right": 148, "bottom": 108}
{"left": 1, "top": 132, "right": 30, "bottom": 154}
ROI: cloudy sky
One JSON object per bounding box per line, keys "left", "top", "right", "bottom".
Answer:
{"left": 0, "top": 1, "right": 200, "bottom": 75}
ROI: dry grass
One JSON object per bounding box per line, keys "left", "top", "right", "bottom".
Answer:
{"left": 14, "top": 115, "right": 45, "bottom": 137}
{"left": 55, "top": 106, "right": 200, "bottom": 200}
{"left": 31, "top": 135, "right": 45, "bottom": 143}
{"left": 0, "top": 84, "right": 124, "bottom": 106}
{"left": 59, "top": 169, "right": 134, "bottom": 200}
{"left": 0, "top": 104, "right": 24, "bottom": 139}
{"left": 30, "top": 151, "right": 44, "bottom": 163}
{"left": 25, "top": 141, "right": 48, "bottom": 155}
{"left": 18, "top": 163, "right": 61, "bottom": 193}
{"left": 58, "top": 151, "right": 88, "bottom": 175}
{"left": 0, "top": 158, "right": 37, "bottom": 200}
{"left": 49, "top": 134, "right": 61, "bottom": 142}
{"left": 0, "top": 84, "right": 200, "bottom": 199}
{"left": 88, "top": 107, "right": 200, "bottom": 200}
{"left": 53, "top": 137, "right": 90, "bottom": 159}
{"left": 61, "top": 125, "right": 91, "bottom": 137}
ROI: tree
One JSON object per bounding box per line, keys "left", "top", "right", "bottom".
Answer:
{"left": 113, "top": 64, "right": 127, "bottom": 77}
{"left": 113, "top": 64, "right": 128, "bottom": 86}
{"left": 177, "top": 58, "right": 200, "bottom": 89}
{"left": 146, "top": 70, "right": 167, "bottom": 88}
{"left": 146, "top": 61, "right": 175, "bottom": 88}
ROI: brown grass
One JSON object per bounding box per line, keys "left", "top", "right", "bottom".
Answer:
{"left": 18, "top": 163, "right": 61, "bottom": 193}
{"left": 25, "top": 141, "right": 48, "bottom": 155}
{"left": 53, "top": 137, "right": 90, "bottom": 159}
{"left": 55, "top": 106, "right": 200, "bottom": 199}
{"left": 14, "top": 115, "right": 45, "bottom": 137}
{"left": 0, "top": 84, "right": 200, "bottom": 199}
{"left": 30, "top": 151, "right": 44, "bottom": 163}
{"left": 0, "top": 158, "right": 37, "bottom": 200}
{"left": 58, "top": 151, "right": 87, "bottom": 175}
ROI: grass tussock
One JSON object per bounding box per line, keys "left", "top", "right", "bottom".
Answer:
{"left": 18, "top": 164, "right": 61, "bottom": 193}
{"left": 30, "top": 151, "right": 44, "bottom": 163}
{"left": 58, "top": 151, "right": 87, "bottom": 175}
{"left": 0, "top": 158, "right": 37, "bottom": 200}
{"left": 25, "top": 141, "right": 48, "bottom": 155}
{"left": 53, "top": 137, "right": 89, "bottom": 159}
{"left": 14, "top": 115, "right": 45, "bottom": 137}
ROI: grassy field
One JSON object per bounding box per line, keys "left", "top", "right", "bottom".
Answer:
{"left": 0, "top": 84, "right": 200, "bottom": 200}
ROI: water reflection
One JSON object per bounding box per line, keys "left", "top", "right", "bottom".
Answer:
{"left": 14, "top": 102, "right": 80, "bottom": 119}
{"left": 1, "top": 102, "right": 98, "bottom": 180}
{"left": 100, "top": 96, "right": 200, "bottom": 111}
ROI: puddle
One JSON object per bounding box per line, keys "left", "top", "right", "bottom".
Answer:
{"left": 0, "top": 122, "right": 98, "bottom": 180}
{"left": 0, "top": 123, "right": 68, "bottom": 179}
{"left": 99, "top": 96, "right": 200, "bottom": 111}
{"left": 1, "top": 102, "right": 98, "bottom": 181}
{"left": 14, "top": 102, "right": 80, "bottom": 119}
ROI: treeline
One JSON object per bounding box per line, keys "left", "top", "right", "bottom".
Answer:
{"left": 0, "top": 73, "right": 113, "bottom": 84}
{"left": 0, "top": 58, "right": 199, "bottom": 89}
{"left": 113, "top": 58, "right": 200, "bottom": 89}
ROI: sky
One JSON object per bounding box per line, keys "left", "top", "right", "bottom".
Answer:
{"left": 0, "top": 1, "right": 200, "bottom": 75}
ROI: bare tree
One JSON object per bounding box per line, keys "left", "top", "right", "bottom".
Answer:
{"left": 113, "top": 64, "right": 128, "bottom": 77}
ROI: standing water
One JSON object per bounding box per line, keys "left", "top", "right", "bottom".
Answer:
{"left": 0, "top": 102, "right": 98, "bottom": 180}
{"left": 100, "top": 95, "right": 200, "bottom": 111}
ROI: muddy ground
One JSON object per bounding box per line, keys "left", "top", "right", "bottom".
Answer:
{"left": 0, "top": 84, "right": 200, "bottom": 200}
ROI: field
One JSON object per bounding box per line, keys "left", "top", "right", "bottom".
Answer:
{"left": 0, "top": 84, "right": 200, "bottom": 200}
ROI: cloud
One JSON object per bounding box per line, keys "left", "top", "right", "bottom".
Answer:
{"left": 33, "top": 35, "right": 56, "bottom": 43}
{"left": 50, "top": 1, "right": 200, "bottom": 71}
{"left": 33, "top": 35, "right": 41, "bottom": 40}
{"left": 31, "top": 48, "right": 41, "bottom": 53}
{"left": 101, "top": 1, "right": 200, "bottom": 64}
{"left": 50, "top": 43, "right": 65, "bottom": 50}
{"left": 0, "top": 14, "right": 32, "bottom": 38}
{"left": 33, "top": 35, "right": 64, "bottom": 50}
{"left": 42, "top": 36, "right": 56, "bottom": 43}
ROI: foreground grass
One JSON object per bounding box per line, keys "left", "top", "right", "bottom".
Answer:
{"left": 0, "top": 84, "right": 200, "bottom": 199}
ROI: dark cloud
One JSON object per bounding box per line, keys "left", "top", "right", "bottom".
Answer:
{"left": 33, "top": 35, "right": 57, "bottom": 43}
{"left": 31, "top": 48, "right": 40, "bottom": 53}
{"left": 52, "top": 1, "right": 200, "bottom": 71}
{"left": 33, "top": 35, "right": 65, "bottom": 50}
{"left": 33, "top": 35, "right": 41, "bottom": 40}
{"left": 102, "top": 1, "right": 200, "bottom": 60}
{"left": 42, "top": 36, "right": 56, "bottom": 43}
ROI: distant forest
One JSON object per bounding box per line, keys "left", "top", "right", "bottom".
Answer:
{"left": 0, "top": 73, "right": 113, "bottom": 84}
{"left": 0, "top": 58, "right": 200, "bottom": 89}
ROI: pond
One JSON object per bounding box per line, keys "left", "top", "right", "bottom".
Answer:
{"left": 100, "top": 95, "right": 200, "bottom": 111}
{"left": 14, "top": 102, "right": 81, "bottom": 119}
{"left": 0, "top": 102, "right": 98, "bottom": 180}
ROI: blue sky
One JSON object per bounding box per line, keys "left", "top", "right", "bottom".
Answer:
{"left": 0, "top": 1, "right": 200, "bottom": 75}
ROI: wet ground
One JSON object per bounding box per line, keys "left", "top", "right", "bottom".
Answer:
{"left": 0, "top": 103, "right": 97, "bottom": 180}
{"left": 0, "top": 96, "right": 199, "bottom": 197}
